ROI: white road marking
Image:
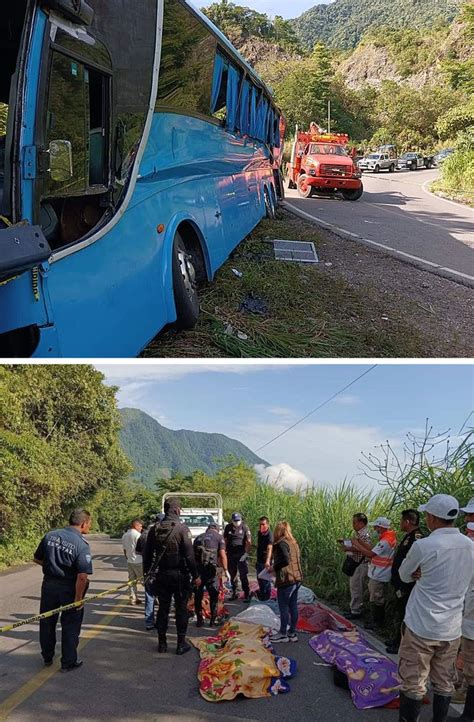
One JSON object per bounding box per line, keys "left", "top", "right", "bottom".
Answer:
{"left": 282, "top": 201, "right": 474, "bottom": 285}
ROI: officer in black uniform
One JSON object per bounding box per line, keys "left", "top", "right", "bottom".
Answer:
{"left": 143, "top": 498, "right": 200, "bottom": 655}
{"left": 223, "top": 512, "right": 251, "bottom": 601}
{"left": 386, "top": 508, "right": 423, "bottom": 654}
{"left": 33, "top": 508, "right": 93, "bottom": 672}
{"left": 193, "top": 522, "right": 231, "bottom": 627}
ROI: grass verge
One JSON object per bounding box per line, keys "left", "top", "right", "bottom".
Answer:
{"left": 144, "top": 210, "right": 453, "bottom": 358}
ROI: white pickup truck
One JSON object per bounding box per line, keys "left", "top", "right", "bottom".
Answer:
{"left": 161, "top": 492, "right": 224, "bottom": 541}
{"left": 358, "top": 152, "right": 396, "bottom": 173}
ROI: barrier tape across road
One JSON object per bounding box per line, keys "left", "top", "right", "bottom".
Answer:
{"left": 0, "top": 577, "right": 144, "bottom": 634}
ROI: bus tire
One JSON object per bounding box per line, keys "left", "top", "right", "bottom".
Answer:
{"left": 264, "top": 186, "right": 276, "bottom": 219}
{"left": 297, "top": 174, "right": 313, "bottom": 198}
{"left": 172, "top": 232, "right": 200, "bottom": 330}
{"left": 341, "top": 184, "right": 363, "bottom": 201}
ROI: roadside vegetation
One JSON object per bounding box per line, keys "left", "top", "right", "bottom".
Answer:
{"left": 1, "top": 365, "right": 472, "bottom": 623}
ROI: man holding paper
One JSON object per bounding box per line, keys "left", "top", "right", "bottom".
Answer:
{"left": 338, "top": 512, "right": 371, "bottom": 620}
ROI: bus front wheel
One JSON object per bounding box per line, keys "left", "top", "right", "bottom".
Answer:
{"left": 172, "top": 233, "right": 200, "bottom": 330}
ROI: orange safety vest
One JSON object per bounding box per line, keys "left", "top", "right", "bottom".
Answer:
{"left": 371, "top": 529, "right": 397, "bottom": 568}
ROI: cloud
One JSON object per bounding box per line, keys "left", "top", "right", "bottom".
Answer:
{"left": 267, "top": 406, "right": 295, "bottom": 418}
{"left": 96, "top": 363, "right": 279, "bottom": 383}
{"left": 335, "top": 394, "right": 359, "bottom": 406}
{"left": 254, "top": 462, "right": 312, "bottom": 492}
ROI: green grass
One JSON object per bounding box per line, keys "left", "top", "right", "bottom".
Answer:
{"left": 143, "top": 212, "right": 428, "bottom": 358}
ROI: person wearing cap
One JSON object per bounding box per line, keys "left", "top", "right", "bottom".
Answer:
{"left": 386, "top": 509, "right": 424, "bottom": 655}
{"left": 461, "top": 498, "right": 474, "bottom": 524}
{"left": 351, "top": 515, "right": 397, "bottom": 631}
{"left": 143, "top": 499, "right": 201, "bottom": 655}
{"left": 448, "top": 521, "right": 474, "bottom": 721}
{"left": 224, "top": 513, "right": 252, "bottom": 602}
{"left": 397, "top": 494, "right": 474, "bottom": 722}
{"left": 193, "top": 522, "right": 230, "bottom": 627}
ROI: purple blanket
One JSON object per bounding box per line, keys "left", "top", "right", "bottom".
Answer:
{"left": 309, "top": 629, "right": 401, "bottom": 709}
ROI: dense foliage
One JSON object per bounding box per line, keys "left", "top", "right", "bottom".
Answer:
{"left": 0, "top": 366, "right": 132, "bottom": 566}
{"left": 119, "top": 407, "right": 266, "bottom": 487}
{"left": 290, "top": 0, "right": 460, "bottom": 50}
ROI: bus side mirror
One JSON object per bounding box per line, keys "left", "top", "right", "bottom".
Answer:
{"left": 49, "top": 140, "right": 73, "bottom": 182}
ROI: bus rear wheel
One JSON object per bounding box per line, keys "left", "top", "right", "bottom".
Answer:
{"left": 172, "top": 233, "right": 200, "bottom": 330}
{"left": 341, "top": 185, "right": 363, "bottom": 201}
{"left": 297, "top": 174, "right": 313, "bottom": 198}
{"left": 264, "top": 186, "right": 276, "bottom": 219}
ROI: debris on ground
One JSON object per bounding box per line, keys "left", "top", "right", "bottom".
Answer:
{"left": 271, "top": 239, "right": 319, "bottom": 264}
{"left": 239, "top": 294, "right": 268, "bottom": 316}
{"left": 231, "top": 268, "right": 243, "bottom": 278}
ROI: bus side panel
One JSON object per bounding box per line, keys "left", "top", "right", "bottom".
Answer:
{"left": 42, "top": 199, "right": 169, "bottom": 358}
{"left": 138, "top": 113, "right": 269, "bottom": 268}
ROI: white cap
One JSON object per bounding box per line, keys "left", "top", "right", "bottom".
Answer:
{"left": 460, "top": 497, "right": 474, "bottom": 514}
{"left": 418, "top": 494, "right": 459, "bottom": 520}
{"left": 467, "top": 522, "right": 474, "bottom": 531}
{"left": 368, "top": 516, "right": 391, "bottom": 529}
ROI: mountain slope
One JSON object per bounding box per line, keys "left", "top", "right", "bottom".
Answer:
{"left": 119, "top": 408, "right": 267, "bottom": 487}
{"left": 292, "top": 0, "right": 461, "bottom": 49}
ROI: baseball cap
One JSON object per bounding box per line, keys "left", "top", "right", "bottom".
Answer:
{"left": 467, "top": 522, "right": 474, "bottom": 531}
{"left": 460, "top": 497, "right": 474, "bottom": 514}
{"left": 231, "top": 512, "right": 242, "bottom": 521}
{"left": 368, "top": 516, "right": 391, "bottom": 529}
{"left": 418, "top": 494, "right": 459, "bottom": 520}
{"left": 164, "top": 498, "right": 181, "bottom": 514}
{"left": 208, "top": 521, "right": 218, "bottom": 529}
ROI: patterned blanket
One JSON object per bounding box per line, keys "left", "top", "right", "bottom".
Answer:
{"left": 191, "top": 620, "right": 297, "bottom": 702}
{"left": 310, "top": 629, "right": 401, "bottom": 709}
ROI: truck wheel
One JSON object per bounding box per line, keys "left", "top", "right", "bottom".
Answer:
{"left": 374, "top": 165, "right": 380, "bottom": 173}
{"left": 341, "top": 184, "right": 363, "bottom": 201}
{"left": 297, "top": 174, "right": 313, "bottom": 198}
{"left": 389, "top": 164, "right": 395, "bottom": 173}
{"left": 172, "top": 232, "right": 200, "bottom": 330}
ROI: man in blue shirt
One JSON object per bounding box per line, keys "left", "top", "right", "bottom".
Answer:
{"left": 34, "top": 509, "right": 93, "bottom": 672}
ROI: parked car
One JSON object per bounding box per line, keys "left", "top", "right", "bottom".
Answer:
{"left": 358, "top": 153, "right": 396, "bottom": 173}
{"left": 397, "top": 152, "right": 433, "bottom": 170}
{"left": 433, "top": 148, "right": 455, "bottom": 166}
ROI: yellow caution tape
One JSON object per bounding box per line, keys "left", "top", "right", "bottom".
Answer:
{"left": 0, "top": 576, "right": 144, "bottom": 634}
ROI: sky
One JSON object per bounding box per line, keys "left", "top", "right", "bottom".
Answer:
{"left": 97, "top": 363, "right": 473, "bottom": 493}
{"left": 199, "top": 0, "right": 331, "bottom": 20}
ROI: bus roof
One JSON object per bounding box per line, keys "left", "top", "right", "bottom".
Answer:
{"left": 184, "top": 0, "right": 279, "bottom": 114}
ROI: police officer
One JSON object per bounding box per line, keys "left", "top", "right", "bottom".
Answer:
{"left": 193, "top": 522, "right": 231, "bottom": 627}
{"left": 143, "top": 498, "right": 200, "bottom": 655}
{"left": 33, "top": 508, "right": 93, "bottom": 672}
{"left": 386, "top": 508, "right": 423, "bottom": 654}
{"left": 224, "top": 512, "right": 251, "bottom": 601}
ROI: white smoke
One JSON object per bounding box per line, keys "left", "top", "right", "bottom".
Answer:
{"left": 254, "top": 462, "right": 312, "bottom": 492}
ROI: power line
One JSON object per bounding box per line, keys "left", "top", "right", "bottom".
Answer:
{"left": 254, "top": 364, "right": 378, "bottom": 453}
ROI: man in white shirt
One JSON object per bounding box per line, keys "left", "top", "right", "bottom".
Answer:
{"left": 122, "top": 519, "right": 144, "bottom": 605}
{"left": 448, "top": 520, "right": 474, "bottom": 722}
{"left": 397, "top": 494, "right": 474, "bottom": 722}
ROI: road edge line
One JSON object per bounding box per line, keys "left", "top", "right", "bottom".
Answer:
{"left": 282, "top": 201, "right": 474, "bottom": 289}
{"left": 422, "top": 179, "right": 474, "bottom": 212}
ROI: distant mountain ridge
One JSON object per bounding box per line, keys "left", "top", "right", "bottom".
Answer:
{"left": 291, "top": 0, "right": 461, "bottom": 49}
{"left": 119, "top": 408, "right": 268, "bottom": 487}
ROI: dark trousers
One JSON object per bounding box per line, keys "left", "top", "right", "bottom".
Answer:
{"left": 39, "top": 579, "right": 84, "bottom": 668}
{"left": 256, "top": 562, "right": 271, "bottom": 601}
{"left": 228, "top": 555, "right": 249, "bottom": 596}
{"left": 393, "top": 591, "right": 410, "bottom": 645}
{"left": 194, "top": 571, "right": 219, "bottom": 619}
{"left": 155, "top": 571, "right": 191, "bottom": 638}
{"left": 277, "top": 583, "right": 300, "bottom": 635}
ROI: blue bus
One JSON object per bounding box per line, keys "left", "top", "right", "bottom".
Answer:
{"left": 0, "top": 0, "right": 283, "bottom": 357}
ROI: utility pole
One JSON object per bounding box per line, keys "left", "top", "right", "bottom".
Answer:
{"left": 327, "top": 99, "right": 331, "bottom": 134}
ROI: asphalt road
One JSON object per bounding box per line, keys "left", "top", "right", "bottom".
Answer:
{"left": 284, "top": 169, "right": 474, "bottom": 285}
{"left": 0, "top": 537, "right": 445, "bottom": 721}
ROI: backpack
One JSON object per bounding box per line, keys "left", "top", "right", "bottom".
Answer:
{"left": 195, "top": 533, "right": 218, "bottom": 574}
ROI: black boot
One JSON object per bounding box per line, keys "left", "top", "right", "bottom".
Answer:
{"left": 157, "top": 635, "right": 167, "bottom": 653}
{"left": 448, "top": 685, "right": 474, "bottom": 722}
{"left": 176, "top": 634, "right": 191, "bottom": 655}
{"left": 432, "top": 694, "right": 452, "bottom": 722}
{"left": 399, "top": 692, "right": 422, "bottom": 722}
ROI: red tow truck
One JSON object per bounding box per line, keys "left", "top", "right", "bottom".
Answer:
{"left": 286, "top": 131, "right": 363, "bottom": 201}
